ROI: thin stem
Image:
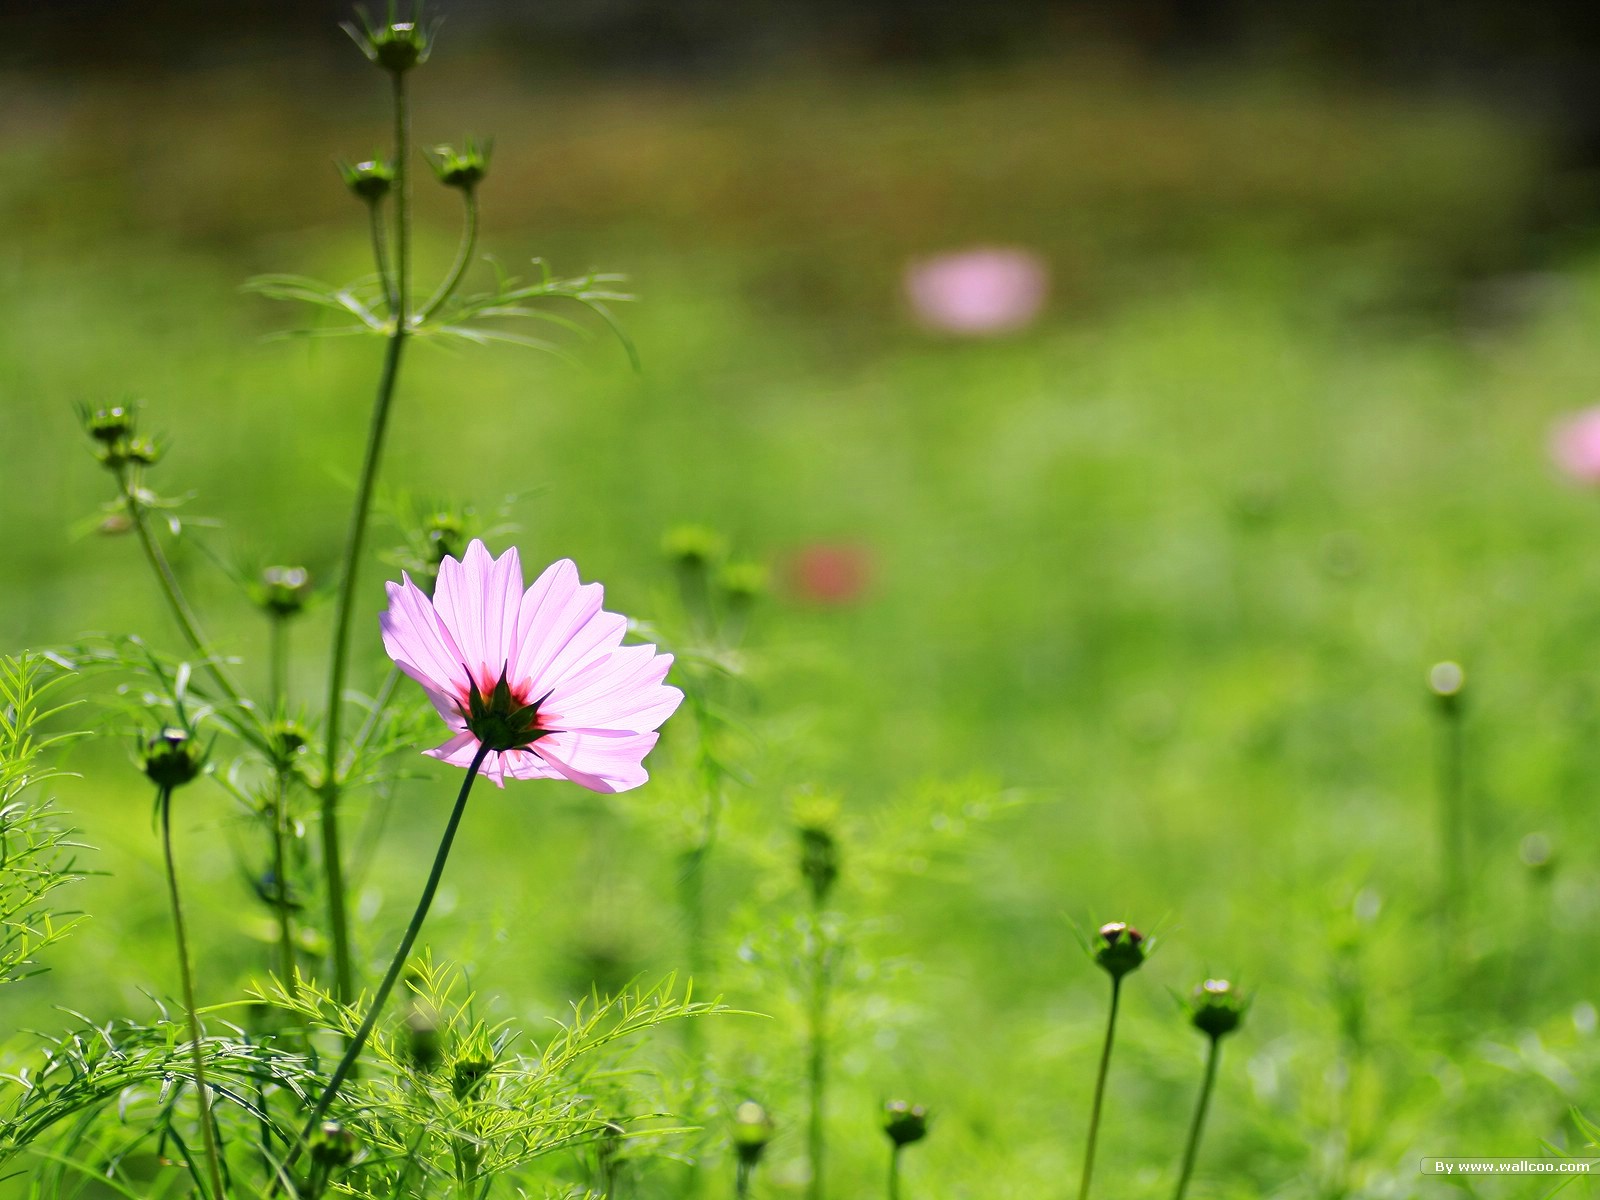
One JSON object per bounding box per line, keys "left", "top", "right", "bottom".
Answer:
{"left": 345, "top": 664, "right": 402, "bottom": 775}
{"left": 118, "top": 467, "right": 247, "bottom": 714}
{"left": 158, "top": 787, "right": 228, "bottom": 1200}
{"left": 806, "top": 892, "right": 829, "bottom": 1200}
{"left": 418, "top": 189, "right": 480, "bottom": 322}
{"left": 369, "top": 200, "right": 396, "bottom": 316}
{"left": 735, "top": 1161, "right": 753, "bottom": 1200}
{"left": 270, "top": 766, "right": 297, "bottom": 989}
{"left": 319, "top": 67, "right": 412, "bottom": 1004}
{"left": 269, "top": 613, "right": 289, "bottom": 717}
{"left": 1436, "top": 700, "right": 1465, "bottom": 957}
{"left": 887, "top": 1146, "right": 901, "bottom": 1200}
{"left": 281, "top": 742, "right": 490, "bottom": 1183}
{"left": 1172, "top": 1037, "right": 1223, "bottom": 1200}
{"left": 1077, "top": 975, "right": 1122, "bottom": 1200}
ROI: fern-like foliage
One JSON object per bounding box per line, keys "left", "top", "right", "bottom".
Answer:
{"left": 0, "top": 652, "right": 89, "bottom": 987}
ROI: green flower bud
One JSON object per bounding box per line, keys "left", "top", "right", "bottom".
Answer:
{"left": 83, "top": 404, "right": 133, "bottom": 445}
{"left": 427, "top": 137, "right": 492, "bottom": 191}
{"left": 662, "top": 525, "right": 728, "bottom": 572}
{"left": 271, "top": 719, "right": 310, "bottom": 761}
{"left": 260, "top": 565, "right": 313, "bottom": 618}
{"left": 124, "top": 434, "right": 164, "bottom": 466}
{"left": 718, "top": 561, "right": 769, "bottom": 608}
{"left": 424, "top": 510, "right": 467, "bottom": 565}
{"left": 143, "top": 727, "right": 204, "bottom": 790}
{"left": 338, "top": 156, "right": 395, "bottom": 202}
{"left": 1187, "top": 978, "right": 1247, "bottom": 1039}
{"left": 344, "top": 8, "right": 433, "bottom": 74}
{"left": 405, "top": 1006, "right": 443, "bottom": 1073}
{"left": 799, "top": 825, "right": 839, "bottom": 905}
{"left": 733, "top": 1100, "right": 775, "bottom": 1167}
{"left": 1429, "top": 661, "right": 1465, "bottom": 713}
{"left": 309, "top": 1120, "right": 356, "bottom": 1167}
{"left": 1093, "top": 921, "right": 1146, "bottom": 980}
{"left": 451, "top": 1055, "right": 493, "bottom": 1101}
{"left": 881, "top": 1100, "right": 929, "bottom": 1148}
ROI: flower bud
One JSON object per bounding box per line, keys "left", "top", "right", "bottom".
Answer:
{"left": 344, "top": 10, "right": 433, "bottom": 74}
{"left": 1429, "top": 661, "right": 1465, "bottom": 714}
{"left": 83, "top": 404, "right": 133, "bottom": 446}
{"left": 427, "top": 137, "right": 492, "bottom": 191}
{"left": 260, "top": 565, "right": 313, "bottom": 618}
{"left": 271, "top": 719, "right": 310, "bottom": 762}
{"left": 405, "top": 1006, "right": 443, "bottom": 1073}
{"left": 124, "top": 435, "right": 164, "bottom": 466}
{"left": 662, "top": 525, "right": 728, "bottom": 572}
{"left": 424, "top": 511, "right": 466, "bottom": 566}
{"left": 881, "top": 1100, "right": 929, "bottom": 1148}
{"left": 338, "top": 156, "right": 395, "bottom": 202}
{"left": 718, "top": 561, "right": 769, "bottom": 609}
{"left": 733, "top": 1100, "right": 775, "bottom": 1167}
{"left": 1093, "top": 921, "right": 1146, "bottom": 980}
{"left": 451, "top": 1055, "right": 493, "bottom": 1101}
{"left": 1520, "top": 831, "right": 1556, "bottom": 880}
{"left": 143, "top": 727, "right": 204, "bottom": 790}
{"left": 1187, "top": 978, "right": 1247, "bottom": 1039}
{"left": 798, "top": 825, "right": 839, "bottom": 905}
{"left": 309, "top": 1120, "right": 356, "bottom": 1168}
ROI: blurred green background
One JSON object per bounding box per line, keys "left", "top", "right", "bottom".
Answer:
{"left": 8, "top": 3, "right": 1600, "bottom": 1196}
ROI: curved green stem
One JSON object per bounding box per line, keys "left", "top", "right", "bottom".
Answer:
{"left": 1077, "top": 975, "right": 1121, "bottom": 1200}
{"left": 283, "top": 742, "right": 490, "bottom": 1183}
{"left": 158, "top": 786, "right": 228, "bottom": 1200}
{"left": 1173, "top": 1037, "right": 1222, "bottom": 1200}
{"left": 368, "top": 200, "right": 396, "bottom": 316}
{"left": 118, "top": 467, "right": 247, "bottom": 716}
{"left": 418, "top": 189, "right": 479, "bottom": 323}
{"left": 319, "top": 67, "right": 411, "bottom": 1004}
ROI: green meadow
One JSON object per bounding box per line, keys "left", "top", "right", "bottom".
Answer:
{"left": 4, "top": 41, "right": 1600, "bottom": 1197}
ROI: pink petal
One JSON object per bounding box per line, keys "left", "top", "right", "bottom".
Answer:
{"left": 543, "top": 646, "right": 683, "bottom": 732}
{"left": 432, "top": 540, "right": 525, "bottom": 682}
{"left": 510, "top": 560, "right": 608, "bottom": 689}
{"left": 381, "top": 574, "right": 469, "bottom": 697}
{"left": 534, "top": 729, "right": 660, "bottom": 794}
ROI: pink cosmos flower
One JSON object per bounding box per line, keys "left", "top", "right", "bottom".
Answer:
{"left": 1551, "top": 407, "right": 1600, "bottom": 485}
{"left": 904, "top": 247, "right": 1048, "bottom": 335}
{"left": 380, "top": 539, "right": 682, "bottom": 792}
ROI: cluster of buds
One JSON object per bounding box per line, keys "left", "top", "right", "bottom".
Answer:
{"left": 881, "top": 1100, "right": 929, "bottom": 1148}
{"left": 1185, "top": 978, "right": 1248, "bottom": 1040}
{"left": 1093, "top": 922, "right": 1146, "bottom": 981}
{"left": 662, "top": 524, "right": 769, "bottom": 625}
{"left": 80, "top": 403, "right": 163, "bottom": 471}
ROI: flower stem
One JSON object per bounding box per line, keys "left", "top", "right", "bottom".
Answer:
{"left": 158, "top": 785, "right": 228, "bottom": 1200}
{"left": 418, "top": 189, "right": 479, "bottom": 322}
{"left": 886, "top": 1146, "right": 901, "bottom": 1200}
{"left": 1077, "top": 975, "right": 1122, "bottom": 1200}
{"left": 318, "top": 67, "right": 412, "bottom": 1004}
{"left": 1436, "top": 696, "right": 1466, "bottom": 958}
{"left": 270, "top": 766, "right": 297, "bottom": 990}
{"left": 369, "top": 199, "right": 396, "bottom": 317}
{"left": 1172, "top": 1036, "right": 1222, "bottom": 1200}
{"left": 117, "top": 467, "right": 247, "bottom": 715}
{"left": 735, "top": 1160, "right": 753, "bottom": 1200}
{"left": 285, "top": 741, "right": 489, "bottom": 1180}
{"left": 806, "top": 891, "right": 830, "bottom": 1200}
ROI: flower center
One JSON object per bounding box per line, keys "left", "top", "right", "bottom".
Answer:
{"left": 460, "top": 665, "right": 555, "bottom": 753}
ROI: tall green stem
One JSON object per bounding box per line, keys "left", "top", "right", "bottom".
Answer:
{"left": 1436, "top": 697, "right": 1465, "bottom": 957}
{"left": 369, "top": 201, "right": 396, "bottom": 316}
{"left": 1172, "top": 1037, "right": 1222, "bottom": 1200}
{"left": 266, "top": 613, "right": 298, "bottom": 989}
{"left": 319, "top": 67, "right": 411, "bottom": 1004}
{"left": 886, "top": 1146, "right": 901, "bottom": 1200}
{"left": 118, "top": 468, "right": 247, "bottom": 714}
{"left": 806, "top": 892, "right": 830, "bottom": 1200}
{"left": 282, "top": 742, "right": 490, "bottom": 1183}
{"left": 158, "top": 786, "right": 228, "bottom": 1200}
{"left": 1077, "top": 975, "right": 1122, "bottom": 1200}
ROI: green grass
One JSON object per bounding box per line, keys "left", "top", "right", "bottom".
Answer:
{"left": 3, "top": 48, "right": 1600, "bottom": 1198}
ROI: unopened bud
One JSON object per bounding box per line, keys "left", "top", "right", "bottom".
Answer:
{"left": 143, "top": 727, "right": 204, "bottom": 790}
{"left": 405, "top": 1007, "right": 443, "bottom": 1073}
{"left": 338, "top": 156, "right": 394, "bottom": 202}
{"left": 733, "top": 1100, "right": 775, "bottom": 1166}
{"left": 1187, "top": 978, "right": 1247, "bottom": 1039}
{"left": 451, "top": 1055, "right": 493, "bottom": 1101}
{"left": 309, "top": 1120, "right": 356, "bottom": 1167}
{"left": 260, "top": 565, "right": 313, "bottom": 618}
{"left": 124, "top": 434, "right": 164, "bottom": 466}
{"left": 718, "top": 561, "right": 769, "bottom": 608}
{"left": 428, "top": 137, "right": 491, "bottom": 191}
{"left": 1093, "top": 921, "right": 1146, "bottom": 980}
{"left": 799, "top": 825, "right": 839, "bottom": 904}
{"left": 344, "top": 11, "right": 433, "bottom": 74}
{"left": 84, "top": 404, "right": 133, "bottom": 445}
{"left": 1429, "top": 661, "right": 1465, "bottom": 713}
{"left": 662, "top": 525, "right": 727, "bottom": 572}
{"left": 881, "top": 1100, "right": 929, "bottom": 1148}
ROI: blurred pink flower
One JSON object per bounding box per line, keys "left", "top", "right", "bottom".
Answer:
{"left": 381, "top": 539, "right": 682, "bottom": 791}
{"left": 1551, "top": 408, "right": 1600, "bottom": 484}
{"left": 904, "top": 247, "right": 1048, "bottom": 335}
{"left": 787, "top": 543, "right": 872, "bottom": 606}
